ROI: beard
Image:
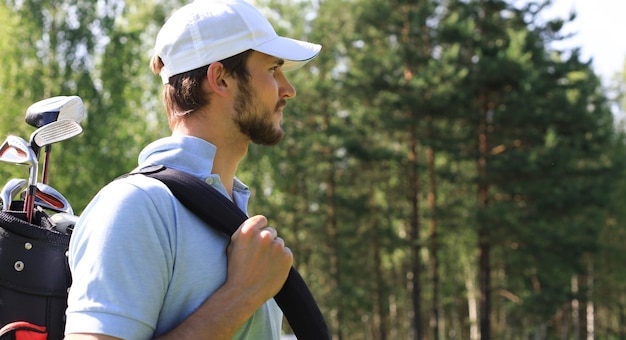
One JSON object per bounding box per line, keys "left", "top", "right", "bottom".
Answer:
{"left": 232, "top": 80, "right": 285, "bottom": 146}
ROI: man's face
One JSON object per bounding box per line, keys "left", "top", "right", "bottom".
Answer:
{"left": 232, "top": 51, "right": 296, "bottom": 146}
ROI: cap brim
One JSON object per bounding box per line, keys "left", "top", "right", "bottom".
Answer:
{"left": 253, "top": 36, "right": 321, "bottom": 71}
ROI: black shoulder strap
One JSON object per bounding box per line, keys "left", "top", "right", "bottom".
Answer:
{"left": 133, "top": 165, "right": 246, "bottom": 236}
{"left": 129, "top": 165, "right": 331, "bottom": 340}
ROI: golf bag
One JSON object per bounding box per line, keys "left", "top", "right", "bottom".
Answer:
{"left": 0, "top": 204, "right": 71, "bottom": 340}
{"left": 0, "top": 95, "right": 84, "bottom": 340}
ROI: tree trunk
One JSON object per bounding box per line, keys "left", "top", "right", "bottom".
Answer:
{"left": 371, "top": 184, "right": 387, "bottom": 340}
{"left": 572, "top": 275, "right": 580, "bottom": 340}
{"left": 408, "top": 117, "right": 423, "bottom": 340}
{"left": 586, "top": 263, "right": 594, "bottom": 340}
{"left": 617, "top": 303, "right": 626, "bottom": 340}
{"left": 323, "top": 110, "right": 342, "bottom": 340}
{"left": 478, "top": 91, "right": 491, "bottom": 340}
{"left": 478, "top": 242, "right": 491, "bottom": 340}
{"left": 427, "top": 143, "right": 439, "bottom": 340}
{"left": 465, "top": 257, "right": 480, "bottom": 340}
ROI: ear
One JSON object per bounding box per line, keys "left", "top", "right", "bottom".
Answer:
{"left": 206, "top": 62, "right": 232, "bottom": 97}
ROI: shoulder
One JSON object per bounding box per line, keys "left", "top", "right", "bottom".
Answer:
{"left": 89, "top": 173, "right": 177, "bottom": 213}
{"left": 74, "top": 174, "right": 180, "bottom": 242}
{"left": 104, "top": 172, "right": 173, "bottom": 199}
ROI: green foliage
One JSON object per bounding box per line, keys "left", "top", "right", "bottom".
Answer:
{"left": 0, "top": 0, "right": 185, "bottom": 211}
{"left": 1, "top": 0, "right": 625, "bottom": 338}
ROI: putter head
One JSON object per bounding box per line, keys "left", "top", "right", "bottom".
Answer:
{"left": 30, "top": 119, "right": 83, "bottom": 154}
{"left": 25, "top": 96, "right": 85, "bottom": 128}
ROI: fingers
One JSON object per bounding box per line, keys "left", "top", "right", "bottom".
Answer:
{"left": 237, "top": 216, "right": 281, "bottom": 242}
{"left": 274, "top": 237, "right": 291, "bottom": 258}
{"left": 253, "top": 225, "right": 289, "bottom": 258}
{"left": 260, "top": 226, "right": 277, "bottom": 240}
{"left": 232, "top": 216, "right": 290, "bottom": 254}
{"left": 226, "top": 216, "right": 293, "bottom": 301}
{"left": 238, "top": 215, "right": 268, "bottom": 234}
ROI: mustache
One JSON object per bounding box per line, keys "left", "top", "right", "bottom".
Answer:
{"left": 275, "top": 98, "right": 287, "bottom": 112}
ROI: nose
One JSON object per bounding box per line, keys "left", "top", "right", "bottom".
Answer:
{"left": 278, "top": 71, "right": 296, "bottom": 99}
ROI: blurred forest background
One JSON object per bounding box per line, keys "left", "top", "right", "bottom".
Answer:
{"left": 1, "top": 0, "right": 626, "bottom": 339}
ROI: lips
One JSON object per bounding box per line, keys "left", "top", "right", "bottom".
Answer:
{"left": 275, "top": 99, "right": 287, "bottom": 113}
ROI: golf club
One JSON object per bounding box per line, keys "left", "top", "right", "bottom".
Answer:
{"left": 0, "top": 135, "right": 33, "bottom": 164}
{"left": 25, "top": 96, "right": 85, "bottom": 184}
{"left": 25, "top": 96, "right": 85, "bottom": 128}
{"left": 1, "top": 178, "right": 27, "bottom": 211}
{"left": 49, "top": 212, "right": 78, "bottom": 235}
{"left": 32, "top": 182, "right": 74, "bottom": 215}
{"left": 0, "top": 136, "right": 38, "bottom": 223}
{"left": 29, "top": 119, "right": 83, "bottom": 184}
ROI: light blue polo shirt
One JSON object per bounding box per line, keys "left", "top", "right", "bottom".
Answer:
{"left": 66, "top": 135, "right": 282, "bottom": 339}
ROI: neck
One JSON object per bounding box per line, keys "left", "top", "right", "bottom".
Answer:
{"left": 172, "top": 111, "right": 249, "bottom": 198}
{"left": 211, "top": 139, "right": 248, "bottom": 197}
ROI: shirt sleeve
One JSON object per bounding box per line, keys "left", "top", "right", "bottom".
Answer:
{"left": 65, "top": 176, "right": 176, "bottom": 339}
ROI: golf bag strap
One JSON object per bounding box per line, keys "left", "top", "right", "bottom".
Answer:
{"left": 128, "top": 165, "right": 331, "bottom": 340}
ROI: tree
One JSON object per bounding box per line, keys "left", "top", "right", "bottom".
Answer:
{"left": 0, "top": 0, "right": 186, "bottom": 212}
{"left": 1, "top": 0, "right": 624, "bottom": 338}
{"left": 446, "top": 0, "right": 618, "bottom": 337}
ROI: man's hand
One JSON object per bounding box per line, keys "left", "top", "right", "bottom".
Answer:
{"left": 226, "top": 215, "right": 293, "bottom": 306}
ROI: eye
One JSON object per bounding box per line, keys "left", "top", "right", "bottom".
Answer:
{"left": 270, "top": 59, "right": 285, "bottom": 73}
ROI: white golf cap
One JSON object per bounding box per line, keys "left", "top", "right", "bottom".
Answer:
{"left": 154, "top": 0, "right": 322, "bottom": 84}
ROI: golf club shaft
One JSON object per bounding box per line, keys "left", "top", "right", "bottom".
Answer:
{"left": 42, "top": 145, "right": 51, "bottom": 184}
{"left": 24, "top": 185, "right": 36, "bottom": 223}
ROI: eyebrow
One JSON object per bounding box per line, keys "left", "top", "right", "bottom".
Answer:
{"left": 274, "top": 58, "right": 285, "bottom": 66}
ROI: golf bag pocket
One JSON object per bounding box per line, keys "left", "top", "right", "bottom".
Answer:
{"left": 0, "top": 210, "right": 71, "bottom": 340}
{"left": 0, "top": 321, "right": 47, "bottom": 340}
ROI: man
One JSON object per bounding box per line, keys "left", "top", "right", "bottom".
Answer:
{"left": 65, "top": 0, "right": 321, "bottom": 338}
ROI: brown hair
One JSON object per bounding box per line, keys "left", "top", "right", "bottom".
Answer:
{"left": 151, "top": 50, "right": 253, "bottom": 121}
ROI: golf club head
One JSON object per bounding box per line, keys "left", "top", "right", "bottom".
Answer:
{"left": 0, "top": 136, "right": 39, "bottom": 222}
{"left": 33, "top": 182, "right": 74, "bottom": 215}
{"left": 29, "top": 119, "right": 83, "bottom": 154}
{"left": 25, "top": 96, "right": 86, "bottom": 128}
{"left": 1, "top": 178, "right": 27, "bottom": 211}
{"left": 0, "top": 135, "right": 38, "bottom": 166}
{"left": 49, "top": 212, "right": 78, "bottom": 234}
